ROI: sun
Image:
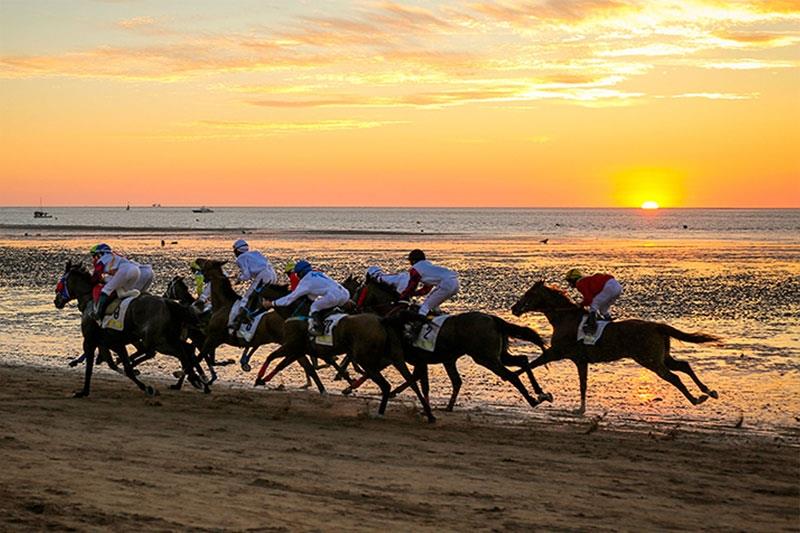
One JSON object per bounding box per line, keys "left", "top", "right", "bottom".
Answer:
{"left": 641, "top": 200, "right": 660, "bottom": 209}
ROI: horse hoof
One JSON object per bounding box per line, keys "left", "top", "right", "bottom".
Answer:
{"left": 571, "top": 408, "right": 586, "bottom": 416}
{"left": 341, "top": 387, "right": 353, "bottom": 396}
{"left": 695, "top": 395, "right": 708, "bottom": 405}
{"left": 72, "top": 390, "right": 88, "bottom": 398}
{"left": 169, "top": 384, "right": 181, "bottom": 390}
{"left": 145, "top": 386, "right": 158, "bottom": 397}
{"left": 427, "top": 416, "right": 437, "bottom": 424}
{"left": 240, "top": 363, "right": 251, "bottom": 373}
{"left": 539, "top": 392, "right": 554, "bottom": 403}
{"left": 203, "top": 386, "right": 211, "bottom": 395}
{"left": 300, "top": 383, "right": 311, "bottom": 390}
{"left": 68, "top": 361, "right": 78, "bottom": 368}
{"left": 708, "top": 390, "right": 719, "bottom": 399}
{"left": 254, "top": 378, "right": 266, "bottom": 388}
{"left": 172, "top": 370, "right": 184, "bottom": 379}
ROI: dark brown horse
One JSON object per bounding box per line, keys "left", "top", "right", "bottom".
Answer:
{"left": 193, "top": 259, "right": 288, "bottom": 383}
{"left": 511, "top": 281, "right": 720, "bottom": 414}
{"left": 347, "top": 276, "right": 552, "bottom": 411}
{"left": 253, "top": 286, "right": 436, "bottom": 423}
{"left": 54, "top": 261, "right": 206, "bottom": 397}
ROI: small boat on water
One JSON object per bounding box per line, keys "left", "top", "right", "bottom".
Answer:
{"left": 192, "top": 206, "right": 214, "bottom": 213}
{"left": 33, "top": 210, "right": 52, "bottom": 219}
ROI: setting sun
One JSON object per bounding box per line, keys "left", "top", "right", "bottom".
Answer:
{"left": 641, "top": 201, "right": 660, "bottom": 210}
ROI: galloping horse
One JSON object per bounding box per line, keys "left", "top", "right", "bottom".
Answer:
{"left": 192, "top": 259, "right": 288, "bottom": 383}
{"left": 252, "top": 283, "right": 436, "bottom": 423}
{"left": 54, "top": 261, "right": 206, "bottom": 397}
{"left": 511, "top": 281, "right": 720, "bottom": 414}
{"left": 347, "top": 276, "right": 552, "bottom": 411}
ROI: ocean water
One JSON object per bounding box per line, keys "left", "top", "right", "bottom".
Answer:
{"left": 1, "top": 207, "right": 799, "bottom": 241}
{"left": 0, "top": 208, "right": 798, "bottom": 440}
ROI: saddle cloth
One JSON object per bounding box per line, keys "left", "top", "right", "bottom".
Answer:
{"left": 408, "top": 315, "right": 450, "bottom": 352}
{"left": 228, "top": 300, "right": 268, "bottom": 343}
{"left": 577, "top": 315, "right": 611, "bottom": 345}
{"left": 100, "top": 294, "right": 138, "bottom": 331}
{"left": 311, "top": 313, "right": 348, "bottom": 347}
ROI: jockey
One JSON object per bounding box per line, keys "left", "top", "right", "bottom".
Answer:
{"left": 190, "top": 260, "right": 211, "bottom": 310}
{"left": 90, "top": 243, "right": 151, "bottom": 318}
{"left": 233, "top": 239, "right": 277, "bottom": 301}
{"left": 565, "top": 268, "right": 623, "bottom": 334}
{"left": 263, "top": 260, "right": 350, "bottom": 336}
{"left": 365, "top": 266, "right": 410, "bottom": 295}
{"left": 284, "top": 260, "right": 300, "bottom": 291}
{"left": 398, "top": 250, "right": 459, "bottom": 317}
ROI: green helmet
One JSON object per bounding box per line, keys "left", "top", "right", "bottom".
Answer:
{"left": 565, "top": 268, "right": 583, "bottom": 283}
{"left": 284, "top": 260, "right": 296, "bottom": 275}
{"left": 90, "top": 243, "right": 112, "bottom": 256}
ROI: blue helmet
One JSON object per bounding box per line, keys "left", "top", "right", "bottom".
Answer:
{"left": 90, "top": 243, "right": 112, "bottom": 256}
{"left": 232, "top": 239, "right": 249, "bottom": 254}
{"left": 293, "top": 260, "right": 312, "bottom": 277}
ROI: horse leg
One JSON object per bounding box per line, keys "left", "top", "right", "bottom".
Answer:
{"left": 503, "top": 352, "right": 552, "bottom": 403}
{"left": 255, "top": 345, "right": 289, "bottom": 386}
{"left": 392, "top": 362, "right": 436, "bottom": 423}
{"left": 643, "top": 360, "right": 708, "bottom": 405}
{"left": 443, "top": 360, "right": 462, "bottom": 412}
{"left": 574, "top": 359, "right": 588, "bottom": 415}
{"left": 68, "top": 353, "right": 87, "bottom": 368}
{"left": 73, "top": 338, "right": 96, "bottom": 398}
{"left": 240, "top": 345, "right": 257, "bottom": 372}
{"left": 117, "top": 347, "right": 156, "bottom": 396}
{"left": 476, "top": 358, "right": 541, "bottom": 409}
{"left": 665, "top": 356, "right": 718, "bottom": 399}
{"left": 368, "top": 370, "right": 392, "bottom": 417}
{"left": 297, "top": 355, "right": 326, "bottom": 395}
{"left": 515, "top": 344, "right": 571, "bottom": 374}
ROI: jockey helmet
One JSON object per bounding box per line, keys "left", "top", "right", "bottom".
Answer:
{"left": 284, "top": 260, "right": 296, "bottom": 275}
{"left": 189, "top": 260, "right": 201, "bottom": 272}
{"left": 366, "top": 266, "right": 382, "bottom": 279}
{"left": 408, "top": 249, "right": 425, "bottom": 264}
{"left": 90, "top": 243, "right": 112, "bottom": 257}
{"left": 232, "top": 239, "right": 249, "bottom": 254}
{"left": 293, "top": 260, "right": 312, "bottom": 277}
{"left": 565, "top": 268, "right": 583, "bottom": 284}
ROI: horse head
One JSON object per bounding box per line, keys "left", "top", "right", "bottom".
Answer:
{"left": 54, "top": 260, "right": 91, "bottom": 309}
{"left": 164, "top": 275, "right": 194, "bottom": 305}
{"left": 511, "top": 281, "right": 577, "bottom": 316}
{"left": 340, "top": 274, "right": 362, "bottom": 299}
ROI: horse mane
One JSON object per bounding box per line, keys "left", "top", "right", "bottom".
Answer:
{"left": 542, "top": 283, "right": 579, "bottom": 308}
{"left": 367, "top": 277, "right": 401, "bottom": 298}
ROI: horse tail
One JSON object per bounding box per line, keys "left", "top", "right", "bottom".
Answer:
{"left": 493, "top": 317, "right": 547, "bottom": 349}
{"left": 656, "top": 324, "right": 720, "bottom": 344}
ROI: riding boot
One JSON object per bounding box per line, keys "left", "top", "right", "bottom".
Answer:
{"left": 583, "top": 311, "right": 598, "bottom": 335}
{"left": 93, "top": 293, "right": 111, "bottom": 321}
{"left": 404, "top": 313, "right": 428, "bottom": 341}
{"left": 308, "top": 312, "right": 325, "bottom": 336}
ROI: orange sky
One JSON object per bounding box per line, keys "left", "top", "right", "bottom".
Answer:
{"left": 1, "top": 1, "right": 798, "bottom": 207}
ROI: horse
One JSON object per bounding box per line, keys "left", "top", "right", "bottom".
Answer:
{"left": 344, "top": 276, "right": 552, "bottom": 411}
{"left": 54, "top": 261, "right": 207, "bottom": 397}
{"left": 191, "top": 260, "right": 345, "bottom": 389}
{"left": 251, "top": 280, "right": 436, "bottom": 423}
{"left": 511, "top": 281, "right": 720, "bottom": 414}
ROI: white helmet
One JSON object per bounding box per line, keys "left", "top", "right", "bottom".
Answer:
{"left": 233, "top": 239, "right": 249, "bottom": 253}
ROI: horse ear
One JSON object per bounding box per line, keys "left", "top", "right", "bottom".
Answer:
{"left": 65, "top": 260, "right": 72, "bottom": 272}
{"left": 534, "top": 280, "right": 544, "bottom": 287}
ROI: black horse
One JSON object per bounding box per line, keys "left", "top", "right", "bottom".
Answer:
{"left": 54, "top": 261, "right": 207, "bottom": 397}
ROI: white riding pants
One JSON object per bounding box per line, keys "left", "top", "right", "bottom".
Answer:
{"left": 310, "top": 288, "right": 350, "bottom": 314}
{"left": 419, "top": 278, "right": 459, "bottom": 316}
{"left": 135, "top": 265, "right": 154, "bottom": 293}
{"left": 102, "top": 262, "right": 140, "bottom": 296}
{"left": 590, "top": 278, "right": 622, "bottom": 316}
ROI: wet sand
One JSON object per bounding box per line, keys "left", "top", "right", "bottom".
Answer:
{"left": 0, "top": 363, "right": 797, "bottom": 531}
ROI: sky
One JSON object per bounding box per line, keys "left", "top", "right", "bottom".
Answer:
{"left": 1, "top": 0, "right": 798, "bottom": 207}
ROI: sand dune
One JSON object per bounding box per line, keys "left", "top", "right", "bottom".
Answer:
{"left": 0, "top": 363, "right": 797, "bottom": 531}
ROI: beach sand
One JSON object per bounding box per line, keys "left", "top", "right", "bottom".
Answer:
{"left": 1, "top": 363, "right": 797, "bottom": 531}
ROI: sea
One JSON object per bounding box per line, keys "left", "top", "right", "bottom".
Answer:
{"left": 1, "top": 207, "right": 798, "bottom": 440}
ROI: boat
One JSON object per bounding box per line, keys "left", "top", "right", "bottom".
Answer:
{"left": 34, "top": 197, "right": 52, "bottom": 218}
{"left": 192, "top": 206, "right": 214, "bottom": 213}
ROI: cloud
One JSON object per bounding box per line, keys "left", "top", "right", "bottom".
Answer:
{"left": 670, "top": 92, "right": 760, "bottom": 99}
{"left": 702, "top": 58, "right": 796, "bottom": 69}
{"left": 471, "top": 0, "right": 637, "bottom": 24}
